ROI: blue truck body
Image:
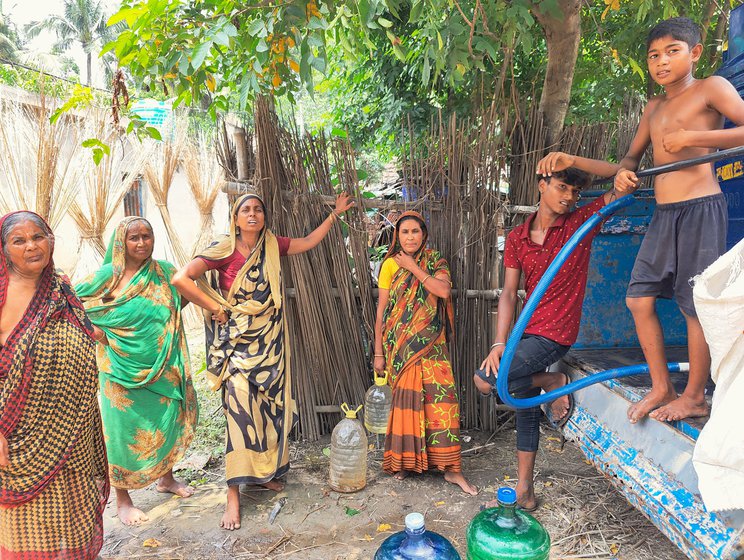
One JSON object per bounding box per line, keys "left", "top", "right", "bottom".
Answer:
{"left": 560, "top": 9, "right": 744, "bottom": 558}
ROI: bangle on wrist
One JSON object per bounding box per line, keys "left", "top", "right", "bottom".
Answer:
{"left": 422, "top": 274, "right": 433, "bottom": 285}
{"left": 374, "top": 354, "right": 384, "bottom": 357}
{"left": 490, "top": 342, "right": 506, "bottom": 349}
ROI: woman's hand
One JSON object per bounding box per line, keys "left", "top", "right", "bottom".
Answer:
{"left": 334, "top": 192, "right": 355, "bottom": 215}
{"left": 373, "top": 355, "right": 385, "bottom": 374}
{"left": 393, "top": 252, "right": 418, "bottom": 273}
{"left": 212, "top": 306, "right": 229, "bottom": 325}
{"left": 92, "top": 326, "right": 109, "bottom": 346}
{"left": 0, "top": 432, "right": 9, "bottom": 468}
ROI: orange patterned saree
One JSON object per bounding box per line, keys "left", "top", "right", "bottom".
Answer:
{"left": 381, "top": 242, "right": 462, "bottom": 475}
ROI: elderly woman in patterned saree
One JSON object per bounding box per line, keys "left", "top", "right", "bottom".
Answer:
{"left": 173, "top": 190, "right": 354, "bottom": 530}
{"left": 373, "top": 211, "right": 477, "bottom": 495}
{"left": 0, "top": 211, "right": 109, "bottom": 559}
{"left": 75, "top": 217, "right": 198, "bottom": 526}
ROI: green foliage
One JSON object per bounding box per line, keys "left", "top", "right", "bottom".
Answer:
{"left": 50, "top": 83, "right": 93, "bottom": 123}
{"left": 0, "top": 64, "right": 74, "bottom": 98}
{"left": 103, "top": 0, "right": 739, "bottom": 160}
{"left": 81, "top": 137, "right": 111, "bottom": 165}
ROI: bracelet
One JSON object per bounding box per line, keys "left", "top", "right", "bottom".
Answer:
{"left": 93, "top": 330, "right": 106, "bottom": 342}
{"left": 490, "top": 342, "right": 506, "bottom": 349}
{"left": 374, "top": 354, "right": 384, "bottom": 357}
{"left": 422, "top": 274, "right": 433, "bottom": 285}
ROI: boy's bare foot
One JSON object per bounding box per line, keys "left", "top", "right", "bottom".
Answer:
{"left": 156, "top": 471, "right": 195, "bottom": 498}
{"left": 115, "top": 489, "right": 149, "bottom": 525}
{"left": 649, "top": 394, "right": 710, "bottom": 422}
{"left": 393, "top": 470, "right": 409, "bottom": 481}
{"left": 516, "top": 482, "right": 538, "bottom": 512}
{"left": 220, "top": 486, "right": 241, "bottom": 530}
{"left": 473, "top": 374, "right": 494, "bottom": 397}
{"left": 261, "top": 479, "right": 285, "bottom": 492}
{"left": 444, "top": 471, "right": 478, "bottom": 496}
{"left": 543, "top": 373, "right": 571, "bottom": 423}
{"left": 627, "top": 388, "right": 677, "bottom": 424}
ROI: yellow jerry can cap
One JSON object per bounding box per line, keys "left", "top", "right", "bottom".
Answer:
{"left": 341, "top": 403, "right": 363, "bottom": 419}
{"left": 374, "top": 371, "right": 389, "bottom": 386}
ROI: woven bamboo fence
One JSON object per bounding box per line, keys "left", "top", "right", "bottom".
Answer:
{"left": 223, "top": 93, "right": 649, "bottom": 440}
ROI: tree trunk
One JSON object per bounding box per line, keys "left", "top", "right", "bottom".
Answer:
{"left": 533, "top": 0, "right": 582, "bottom": 147}
{"left": 86, "top": 53, "right": 92, "bottom": 87}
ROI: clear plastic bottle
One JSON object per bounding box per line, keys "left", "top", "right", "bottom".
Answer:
{"left": 329, "top": 403, "right": 368, "bottom": 493}
{"left": 466, "top": 487, "right": 550, "bottom": 560}
{"left": 364, "top": 371, "right": 393, "bottom": 434}
{"left": 374, "top": 512, "right": 461, "bottom": 559}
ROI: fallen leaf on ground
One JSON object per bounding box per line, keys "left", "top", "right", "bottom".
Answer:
{"left": 345, "top": 506, "right": 361, "bottom": 516}
{"left": 377, "top": 523, "right": 391, "bottom": 532}
{"left": 143, "top": 538, "right": 161, "bottom": 548}
{"left": 434, "top": 501, "right": 446, "bottom": 507}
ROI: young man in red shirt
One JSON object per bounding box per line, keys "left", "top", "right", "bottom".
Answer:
{"left": 474, "top": 168, "right": 635, "bottom": 510}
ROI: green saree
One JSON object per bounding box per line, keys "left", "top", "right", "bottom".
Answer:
{"left": 75, "top": 218, "right": 198, "bottom": 489}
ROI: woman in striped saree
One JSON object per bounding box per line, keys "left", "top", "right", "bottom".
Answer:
{"left": 173, "top": 190, "right": 354, "bottom": 530}
{"left": 0, "top": 211, "right": 108, "bottom": 559}
{"left": 76, "top": 217, "right": 198, "bottom": 526}
{"left": 373, "top": 211, "right": 477, "bottom": 495}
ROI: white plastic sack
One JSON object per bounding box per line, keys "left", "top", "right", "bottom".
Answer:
{"left": 692, "top": 236, "right": 744, "bottom": 512}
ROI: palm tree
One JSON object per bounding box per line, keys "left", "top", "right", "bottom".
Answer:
{"left": 0, "top": 0, "right": 22, "bottom": 62}
{"left": 25, "top": 0, "right": 117, "bottom": 86}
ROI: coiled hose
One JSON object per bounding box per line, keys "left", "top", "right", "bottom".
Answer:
{"left": 495, "top": 145, "right": 744, "bottom": 409}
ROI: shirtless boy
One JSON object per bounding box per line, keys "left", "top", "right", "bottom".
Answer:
{"left": 537, "top": 17, "right": 744, "bottom": 423}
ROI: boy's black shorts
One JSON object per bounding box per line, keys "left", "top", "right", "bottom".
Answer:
{"left": 626, "top": 193, "right": 727, "bottom": 317}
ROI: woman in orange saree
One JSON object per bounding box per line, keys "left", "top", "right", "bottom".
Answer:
{"left": 373, "top": 211, "right": 477, "bottom": 495}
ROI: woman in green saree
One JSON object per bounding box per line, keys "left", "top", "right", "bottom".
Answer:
{"left": 75, "top": 217, "right": 198, "bottom": 526}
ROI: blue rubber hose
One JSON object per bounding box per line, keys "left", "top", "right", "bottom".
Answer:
{"left": 495, "top": 145, "right": 744, "bottom": 408}
{"left": 494, "top": 196, "right": 662, "bottom": 408}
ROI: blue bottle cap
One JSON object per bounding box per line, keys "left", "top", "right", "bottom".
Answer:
{"left": 497, "top": 487, "right": 517, "bottom": 505}
{"left": 405, "top": 512, "right": 425, "bottom": 531}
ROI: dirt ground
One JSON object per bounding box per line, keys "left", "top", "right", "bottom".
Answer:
{"left": 100, "top": 333, "right": 686, "bottom": 560}
{"left": 100, "top": 430, "right": 686, "bottom": 560}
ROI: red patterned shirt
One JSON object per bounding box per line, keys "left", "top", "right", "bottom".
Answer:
{"left": 503, "top": 196, "right": 606, "bottom": 346}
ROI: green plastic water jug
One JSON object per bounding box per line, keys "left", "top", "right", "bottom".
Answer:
{"left": 466, "top": 488, "right": 550, "bottom": 560}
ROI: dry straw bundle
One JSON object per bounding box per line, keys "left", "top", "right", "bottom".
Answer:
{"left": 0, "top": 92, "right": 84, "bottom": 228}
{"left": 69, "top": 124, "right": 149, "bottom": 280}
{"left": 143, "top": 129, "right": 188, "bottom": 266}
{"left": 183, "top": 133, "right": 225, "bottom": 256}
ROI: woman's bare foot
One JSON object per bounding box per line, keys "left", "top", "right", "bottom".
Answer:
{"left": 115, "top": 488, "right": 149, "bottom": 526}
{"left": 392, "top": 470, "right": 409, "bottom": 481}
{"left": 444, "top": 471, "right": 478, "bottom": 496}
{"left": 156, "top": 470, "right": 195, "bottom": 498}
{"left": 261, "top": 479, "right": 285, "bottom": 492}
{"left": 627, "top": 388, "right": 677, "bottom": 424}
{"left": 649, "top": 394, "right": 710, "bottom": 422}
{"left": 220, "top": 486, "right": 241, "bottom": 530}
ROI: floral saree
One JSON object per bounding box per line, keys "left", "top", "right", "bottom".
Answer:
{"left": 197, "top": 193, "right": 297, "bottom": 487}
{"left": 0, "top": 211, "right": 108, "bottom": 560}
{"left": 381, "top": 212, "right": 462, "bottom": 474}
{"left": 75, "top": 217, "right": 197, "bottom": 489}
